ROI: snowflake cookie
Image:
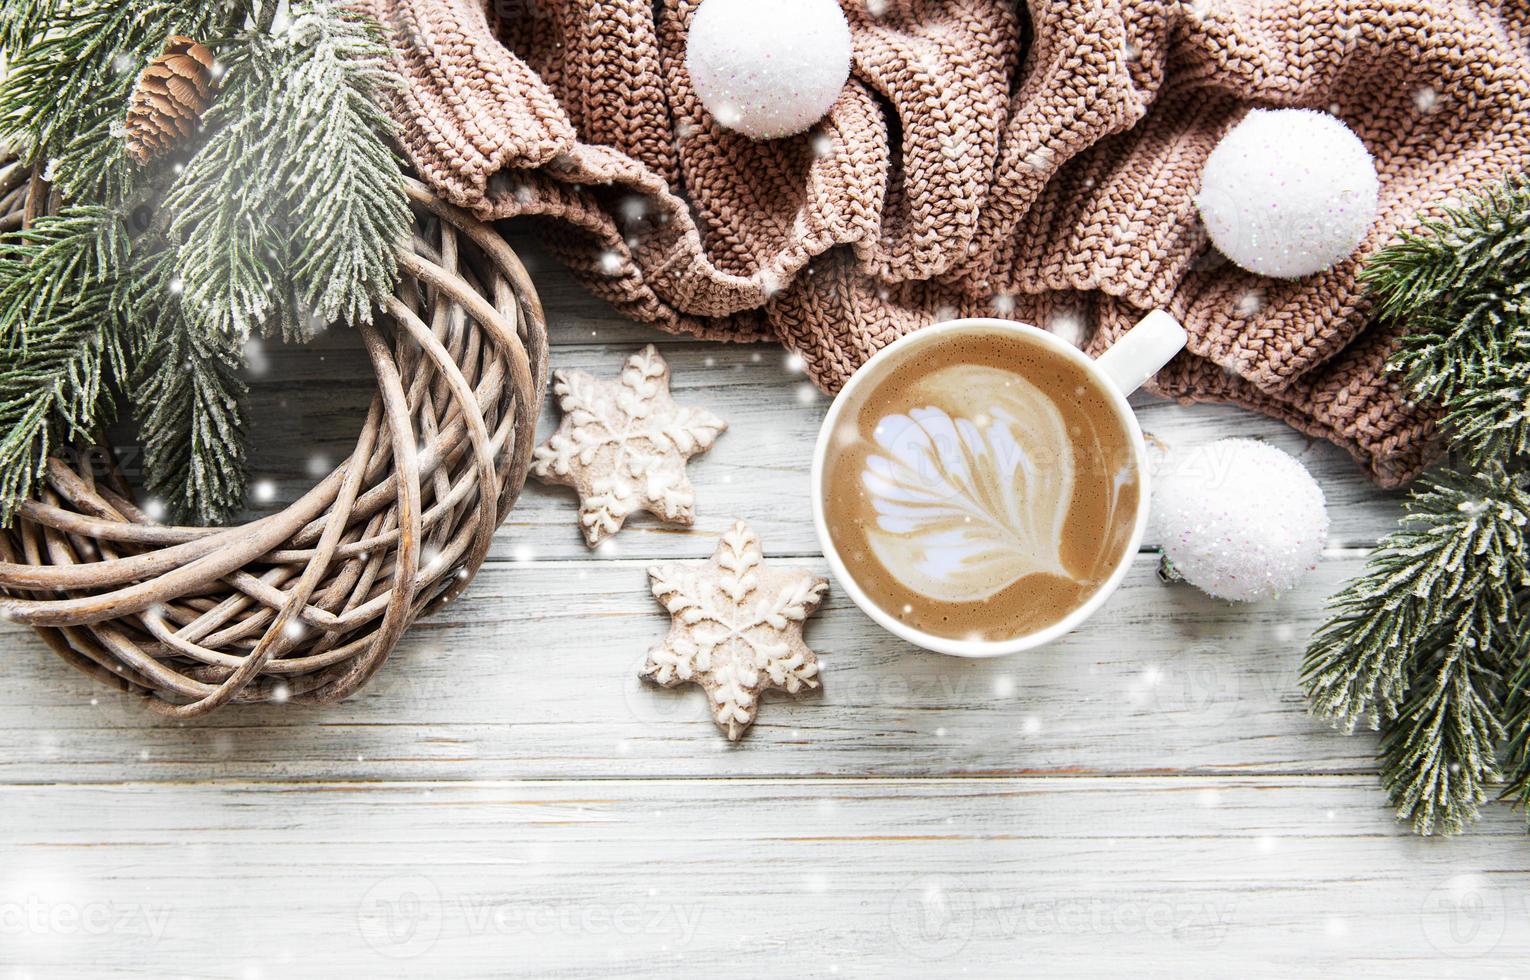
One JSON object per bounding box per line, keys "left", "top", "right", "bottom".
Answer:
{"left": 532, "top": 346, "right": 727, "bottom": 546}
{"left": 642, "top": 521, "right": 828, "bottom": 741}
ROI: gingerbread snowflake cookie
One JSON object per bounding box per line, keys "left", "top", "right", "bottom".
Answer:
{"left": 533, "top": 346, "right": 726, "bottom": 546}
{"left": 642, "top": 521, "right": 828, "bottom": 740}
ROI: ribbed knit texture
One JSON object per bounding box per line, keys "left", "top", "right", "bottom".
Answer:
{"left": 361, "top": 0, "right": 1530, "bottom": 486}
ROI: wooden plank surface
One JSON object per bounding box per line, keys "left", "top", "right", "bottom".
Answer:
{"left": 2, "top": 231, "right": 1518, "bottom": 978}
{"left": 230, "top": 316, "right": 1406, "bottom": 561}
{"left": 0, "top": 552, "right": 1391, "bottom": 782}
{"left": 1, "top": 778, "right": 1526, "bottom": 977}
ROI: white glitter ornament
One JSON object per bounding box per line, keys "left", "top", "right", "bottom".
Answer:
{"left": 685, "top": 0, "right": 852, "bottom": 140}
{"left": 1196, "top": 108, "right": 1380, "bottom": 279}
{"left": 1153, "top": 438, "right": 1329, "bottom": 602}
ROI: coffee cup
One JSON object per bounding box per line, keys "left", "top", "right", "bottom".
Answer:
{"left": 810, "top": 312, "right": 1187, "bottom": 657}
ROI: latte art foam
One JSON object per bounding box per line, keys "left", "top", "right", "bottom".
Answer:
{"left": 863, "top": 364, "right": 1081, "bottom": 602}
{"left": 823, "top": 330, "right": 1140, "bottom": 642}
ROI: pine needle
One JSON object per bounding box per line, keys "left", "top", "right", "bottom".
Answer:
{"left": 0, "top": 1, "right": 248, "bottom": 203}
{"left": 133, "top": 304, "right": 250, "bottom": 525}
{"left": 0, "top": 206, "right": 132, "bottom": 519}
{"left": 165, "top": 1, "right": 407, "bottom": 341}
{"left": 0, "top": 1, "right": 403, "bottom": 524}
{"left": 1306, "top": 172, "right": 1530, "bottom": 836}
{"left": 1302, "top": 469, "right": 1528, "bottom": 726}
{"left": 1499, "top": 622, "right": 1530, "bottom": 814}
{"left": 121, "top": 242, "right": 251, "bottom": 524}
{"left": 1364, "top": 174, "right": 1530, "bottom": 469}
{"left": 0, "top": 1, "right": 60, "bottom": 61}
{"left": 0, "top": 205, "right": 130, "bottom": 349}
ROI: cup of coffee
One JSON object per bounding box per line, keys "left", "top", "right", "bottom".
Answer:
{"left": 811, "top": 312, "right": 1187, "bottom": 657}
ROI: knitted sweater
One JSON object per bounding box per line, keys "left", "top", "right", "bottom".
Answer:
{"left": 360, "top": 0, "right": 1530, "bottom": 486}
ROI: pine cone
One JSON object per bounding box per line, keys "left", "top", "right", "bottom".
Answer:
{"left": 124, "top": 36, "right": 217, "bottom": 164}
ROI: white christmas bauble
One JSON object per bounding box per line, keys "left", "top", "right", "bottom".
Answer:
{"left": 685, "top": 0, "right": 852, "bottom": 140}
{"left": 1196, "top": 108, "right": 1380, "bottom": 279}
{"left": 1153, "top": 438, "right": 1329, "bottom": 602}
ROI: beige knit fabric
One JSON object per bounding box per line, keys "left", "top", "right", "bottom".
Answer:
{"left": 362, "top": 0, "right": 1530, "bottom": 486}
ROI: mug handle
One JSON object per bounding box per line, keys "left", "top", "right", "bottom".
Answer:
{"left": 1094, "top": 310, "right": 1188, "bottom": 396}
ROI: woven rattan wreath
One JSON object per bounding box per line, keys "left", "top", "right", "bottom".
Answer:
{"left": 0, "top": 161, "right": 548, "bottom": 717}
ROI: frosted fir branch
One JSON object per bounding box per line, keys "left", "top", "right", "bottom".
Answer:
{"left": 1379, "top": 620, "right": 1507, "bottom": 836}
{"left": 0, "top": 205, "right": 130, "bottom": 349}
{"left": 0, "top": 1, "right": 400, "bottom": 524}
{"left": 1364, "top": 174, "right": 1530, "bottom": 468}
{"left": 0, "top": 0, "right": 60, "bottom": 60}
{"left": 1307, "top": 174, "right": 1530, "bottom": 834}
{"left": 126, "top": 243, "right": 251, "bottom": 523}
{"left": 0, "top": 1, "right": 251, "bottom": 203}
{"left": 1303, "top": 469, "right": 1529, "bottom": 726}
{"left": 0, "top": 283, "right": 130, "bottom": 521}
{"left": 1388, "top": 300, "right": 1530, "bottom": 471}
{"left": 1438, "top": 359, "right": 1530, "bottom": 463}
{"left": 132, "top": 300, "right": 251, "bottom": 525}
{"left": 162, "top": 30, "right": 294, "bottom": 344}
{"left": 0, "top": 206, "right": 135, "bottom": 520}
{"left": 1302, "top": 467, "right": 1530, "bottom": 834}
{"left": 0, "top": 311, "right": 126, "bottom": 520}
{"left": 1362, "top": 175, "right": 1530, "bottom": 325}
{"left": 164, "top": 1, "right": 407, "bottom": 341}
{"left": 279, "top": 2, "right": 408, "bottom": 330}
{"left": 1499, "top": 620, "right": 1530, "bottom": 817}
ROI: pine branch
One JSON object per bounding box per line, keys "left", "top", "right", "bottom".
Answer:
{"left": 1363, "top": 175, "right": 1530, "bottom": 468}
{"left": 1303, "top": 469, "right": 1529, "bottom": 722}
{"left": 279, "top": 3, "right": 408, "bottom": 329}
{"left": 0, "top": 205, "right": 134, "bottom": 519}
{"left": 1437, "top": 356, "right": 1530, "bottom": 462}
{"left": 133, "top": 303, "right": 250, "bottom": 525}
{"left": 0, "top": 312, "right": 128, "bottom": 524}
{"left": 1500, "top": 604, "right": 1530, "bottom": 813}
{"left": 164, "top": 2, "right": 407, "bottom": 341}
{"left": 123, "top": 242, "right": 250, "bottom": 524}
{"left": 1378, "top": 607, "right": 1507, "bottom": 836}
{"left": 0, "top": 205, "right": 130, "bottom": 348}
{"left": 0, "top": 0, "right": 59, "bottom": 60}
{"left": 0, "top": 1, "right": 403, "bottom": 525}
{"left": 161, "top": 29, "right": 293, "bottom": 342}
{"left": 0, "top": 312, "right": 125, "bottom": 520}
{"left": 0, "top": 1, "right": 250, "bottom": 203}
{"left": 1302, "top": 467, "right": 1530, "bottom": 833}
{"left": 1361, "top": 175, "right": 1530, "bottom": 324}
{"left": 1308, "top": 174, "right": 1530, "bottom": 834}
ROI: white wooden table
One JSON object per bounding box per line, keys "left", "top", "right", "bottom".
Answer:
{"left": 2, "top": 234, "right": 1526, "bottom": 977}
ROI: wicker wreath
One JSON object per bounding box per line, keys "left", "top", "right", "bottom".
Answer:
{"left": 0, "top": 160, "right": 548, "bottom": 717}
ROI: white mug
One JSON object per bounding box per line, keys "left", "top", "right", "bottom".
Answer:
{"left": 810, "top": 311, "right": 1188, "bottom": 657}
